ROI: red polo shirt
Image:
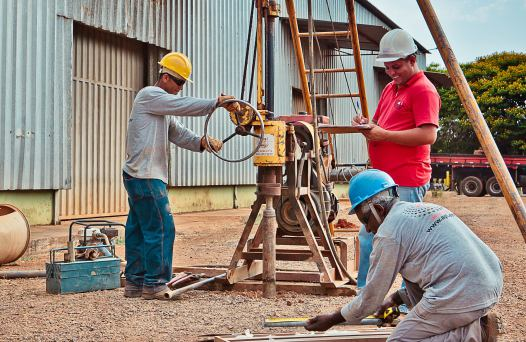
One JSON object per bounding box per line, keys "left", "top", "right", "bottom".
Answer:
{"left": 369, "top": 71, "right": 440, "bottom": 187}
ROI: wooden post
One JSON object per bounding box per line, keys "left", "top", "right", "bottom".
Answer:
{"left": 262, "top": 196, "right": 277, "bottom": 298}
{"left": 416, "top": 0, "right": 526, "bottom": 243}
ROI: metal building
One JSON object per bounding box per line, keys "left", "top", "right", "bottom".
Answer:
{"left": 0, "top": 0, "right": 433, "bottom": 224}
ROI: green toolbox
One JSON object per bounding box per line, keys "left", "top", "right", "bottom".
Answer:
{"left": 46, "top": 257, "right": 121, "bottom": 294}
{"left": 46, "top": 219, "right": 123, "bottom": 294}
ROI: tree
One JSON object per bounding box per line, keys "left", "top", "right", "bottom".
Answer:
{"left": 429, "top": 52, "right": 526, "bottom": 155}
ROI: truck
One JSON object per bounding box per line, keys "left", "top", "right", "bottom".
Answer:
{"left": 430, "top": 153, "right": 526, "bottom": 197}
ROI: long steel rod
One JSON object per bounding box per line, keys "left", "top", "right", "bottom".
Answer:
{"left": 416, "top": 0, "right": 526, "bottom": 243}
{"left": 164, "top": 273, "right": 226, "bottom": 300}
{"left": 265, "top": 2, "right": 276, "bottom": 112}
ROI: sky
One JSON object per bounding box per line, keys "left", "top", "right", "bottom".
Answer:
{"left": 368, "top": 0, "right": 526, "bottom": 67}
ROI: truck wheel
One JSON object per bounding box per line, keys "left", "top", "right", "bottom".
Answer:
{"left": 460, "top": 176, "right": 484, "bottom": 197}
{"left": 486, "top": 177, "right": 503, "bottom": 197}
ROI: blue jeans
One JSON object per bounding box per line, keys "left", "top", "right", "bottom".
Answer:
{"left": 123, "top": 172, "right": 175, "bottom": 287}
{"left": 357, "top": 183, "right": 429, "bottom": 288}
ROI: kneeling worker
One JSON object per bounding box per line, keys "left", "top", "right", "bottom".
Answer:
{"left": 306, "top": 169, "right": 503, "bottom": 341}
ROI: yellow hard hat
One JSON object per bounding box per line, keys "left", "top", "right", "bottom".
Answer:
{"left": 158, "top": 52, "right": 193, "bottom": 83}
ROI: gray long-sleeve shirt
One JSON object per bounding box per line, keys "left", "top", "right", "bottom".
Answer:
{"left": 123, "top": 86, "right": 217, "bottom": 183}
{"left": 341, "top": 201, "right": 503, "bottom": 323}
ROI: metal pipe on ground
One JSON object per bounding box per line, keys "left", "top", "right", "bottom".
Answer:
{"left": 0, "top": 204, "right": 31, "bottom": 265}
{"left": 416, "top": 0, "right": 526, "bottom": 243}
{"left": 164, "top": 273, "right": 226, "bottom": 300}
{"left": 0, "top": 270, "right": 46, "bottom": 279}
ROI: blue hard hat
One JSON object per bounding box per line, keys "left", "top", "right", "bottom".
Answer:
{"left": 348, "top": 169, "right": 398, "bottom": 214}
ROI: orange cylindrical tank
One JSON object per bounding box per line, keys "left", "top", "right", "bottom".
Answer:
{"left": 0, "top": 204, "right": 30, "bottom": 265}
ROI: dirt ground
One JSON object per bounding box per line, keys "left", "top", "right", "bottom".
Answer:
{"left": 1, "top": 192, "right": 525, "bottom": 341}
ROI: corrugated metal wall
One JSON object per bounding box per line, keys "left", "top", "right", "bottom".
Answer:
{"left": 58, "top": 24, "right": 145, "bottom": 220}
{"left": 1, "top": 0, "right": 427, "bottom": 196}
{"left": 0, "top": 0, "right": 72, "bottom": 190}
{"left": 168, "top": 0, "right": 395, "bottom": 186}
{"left": 0, "top": 0, "right": 174, "bottom": 191}
{"left": 281, "top": 0, "right": 389, "bottom": 28}
{"left": 56, "top": 0, "right": 175, "bottom": 50}
{"left": 168, "top": 0, "right": 259, "bottom": 186}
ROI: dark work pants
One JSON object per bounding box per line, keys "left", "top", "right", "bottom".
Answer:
{"left": 122, "top": 172, "right": 175, "bottom": 288}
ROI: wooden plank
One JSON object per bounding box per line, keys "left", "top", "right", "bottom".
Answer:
{"left": 202, "top": 280, "right": 357, "bottom": 296}
{"left": 173, "top": 266, "right": 226, "bottom": 277}
{"left": 227, "top": 260, "right": 263, "bottom": 284}
{"left": 243, "top": 251, "right": 314, "bottom": 262}
{"left": 298, "top": 30, "right": 352, "bottom": 38}
{"left": 319, "top": 125, "right": 371, "bottom": 134}
{"left": 212, "top": 328, "right": 392, "bottom": 341}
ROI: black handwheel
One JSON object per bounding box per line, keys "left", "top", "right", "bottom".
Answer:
{"left": 203, "top": 99, "right": 264, "bottom": 163}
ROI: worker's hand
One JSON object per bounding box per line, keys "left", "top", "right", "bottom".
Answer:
{"left": 200, "top": 135, "right": 223, "bottom": 153}
{"left": 352, "top": 114, "right": 369, "bottom": 126}
{"left": 216, "top": 94, "right": 241, "bottom": 112}
{"left": 361, "top": 123, "right": 390, "bottom": 142}
{"left": 305, "top": 311, "right": 345, "bottom": 331}
{"left": 374, "top": 292, "right": 402, "bottom": 318}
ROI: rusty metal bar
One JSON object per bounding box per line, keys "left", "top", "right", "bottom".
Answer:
{"left": 305, "top": 67, "right": 356, "bottom": 73}
{"left": 315, "top": 93, "right": 360, "bottom": 99}
{"left": 416, "top": 0, "right": 526, "bottom": 243}
{"left": 265, "top": 1, "right": 277, "bottom": 112}
{"left": 345, "top": 0, "right": 370, "bottom": 119}
{"left": 285, "top": 0, "right": 313, "bottom": 115}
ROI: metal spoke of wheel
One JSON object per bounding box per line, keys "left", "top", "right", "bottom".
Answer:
{"left": 222, "top": 132, "right": 238, "bottom": 144}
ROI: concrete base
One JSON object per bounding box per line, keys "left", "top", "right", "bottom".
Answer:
{"left": 168, "top": 185, "right": 256, "bottom": 213}
{"left": 0, "top": 190, "right": 54, "bottom": 225}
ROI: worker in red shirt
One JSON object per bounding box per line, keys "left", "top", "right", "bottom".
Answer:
{"left": 353, "top": 29, "right": 441, "bottom": 290}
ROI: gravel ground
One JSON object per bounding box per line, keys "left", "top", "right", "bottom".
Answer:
{"left": 1, "top": 192, "right": 525, "bottom": 341}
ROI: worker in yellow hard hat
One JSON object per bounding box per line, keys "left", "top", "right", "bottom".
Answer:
{"left": 122, "top": 51, "right": 239, "bottom": 300}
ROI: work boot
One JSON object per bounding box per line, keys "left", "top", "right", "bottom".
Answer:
{"left": 124, "top": 282, "right": 143, "bottom": 298}
{"left": 481, "top": 313, "right": 498, "bottom": 342}
{"left": 142, "top": 284, "right": 171, "bottom": 300}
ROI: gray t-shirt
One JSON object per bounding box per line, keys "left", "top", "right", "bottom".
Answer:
{"left": 341, "top": 201, "right": 503, "bottom": 323}
{"left": 123, "top": 86, "right": 217, "bottom": 183}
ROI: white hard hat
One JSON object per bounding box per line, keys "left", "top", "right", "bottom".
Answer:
{"left": 376, "top": 29, "right": 418, "bottom": 63}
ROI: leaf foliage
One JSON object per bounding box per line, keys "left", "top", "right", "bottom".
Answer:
{"left": 429, "top": 52, "right": 526, "bottom": 155}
